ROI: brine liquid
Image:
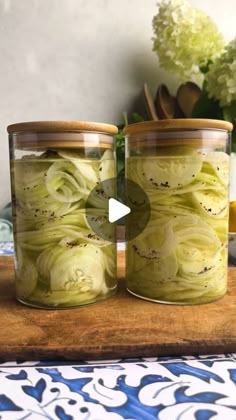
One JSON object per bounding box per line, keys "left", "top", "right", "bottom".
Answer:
{"left": 11, "top": 151, "right": 117, "bottom": 308}
{"left": 126, "top": 151, "right": 229, "bottom": 304}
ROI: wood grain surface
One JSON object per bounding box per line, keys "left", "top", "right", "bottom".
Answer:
{"left": 0, "top": 253, "right": 236, "bottom": 361}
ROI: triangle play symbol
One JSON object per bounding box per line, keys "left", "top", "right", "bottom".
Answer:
{"left": 108, "top": 198, "right": 131, "bottom": 223}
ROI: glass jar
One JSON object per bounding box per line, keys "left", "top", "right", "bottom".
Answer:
{"left": 8, "top": 121, "right": 118, "bottom": 308}
{"left": 228, "top": 153, "right": 236, "bottom": 266}
{"left": 124, "top": 119, "right": 232, "bottom": 304}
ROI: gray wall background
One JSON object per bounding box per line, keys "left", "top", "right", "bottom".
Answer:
{"left": 0, "top": 0, "right": 235, "bottom": 207}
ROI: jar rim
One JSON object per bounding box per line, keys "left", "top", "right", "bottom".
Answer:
{"left": 123, "top": 118, "right": 233, "bottom": 135}
{"left": 7, "top": 120, "right": 118, "bottom": 135}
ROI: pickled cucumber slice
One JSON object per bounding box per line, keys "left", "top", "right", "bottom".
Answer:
{"left": 37, "top": 244, "right": 107, "bottom": 294}
{"left": 58, "top": 149, "right": 100, "bottom": 189}
{"left": 15, "top": 247, "right": 38, "bottom": 298}
{"left": 204, "top": 151, "right": 230, "bottom": 186}
{"left": 99, "top": 149, "right": 115, "bottom": 181}
{"left": 99, "top": 149, "right": 116, "bottom": 197}
{"left": 45, "top": 161, "right": 86, "bottom": 203}
{"left": 128, "top": 149, "right": 202, "bottom": 190}
{"left": 128, "top": 222, "right": 176, "bottom": 272}
{"left": 192, "top": 189, "right": 228, "bottom": 217}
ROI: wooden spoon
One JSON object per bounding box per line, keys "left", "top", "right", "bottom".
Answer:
{"left": 155, "top": 84, "right": 183, "bottom": 119}
{"left": 143, "top": 83, "right": 158, "bottom": 120}
{"left": 176, "top": 81, "right": 202, "bottom": 117}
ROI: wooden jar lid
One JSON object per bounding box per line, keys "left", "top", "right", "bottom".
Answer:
{"left": 7, "top": 120, "right": 118, "bottom": 135}
{"left": 123, "top": 119, "right": 233, "bottom": 135}
{"left": 7, "top": 121, "right": 118, "bottom": 149}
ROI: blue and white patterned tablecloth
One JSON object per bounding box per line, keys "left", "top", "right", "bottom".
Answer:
{"left": 0, "top": 241, "right": 14, "bottom": 255}
{"left": 0, "top": 355, "right": 236, "bottom": 419}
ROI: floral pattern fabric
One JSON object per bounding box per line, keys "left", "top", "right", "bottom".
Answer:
{"left": 0, "top": 355, "right": 236, "bottom": 419}
{"left": 0, "top": 241, "right": 14, "bottom": 255}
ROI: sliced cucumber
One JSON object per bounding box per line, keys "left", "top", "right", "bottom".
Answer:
{"left": 127, "top": 150, "right": 202, "bottom": 190}
{"left": 192, "top": 189, "right": 228, "bottom": 217}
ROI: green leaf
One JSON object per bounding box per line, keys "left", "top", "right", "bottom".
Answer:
{"left": 223, "top": 102, "right": 236, "bottom": 125}
{"left": 122, "top": 111, "right": 128, "bottom": 126}
{"left": 231, "top": 130, "right": 236, "bottom": 153}
{"left": 222, "top": 102, "right": 236, "bottom": 151}
{"left": 115, "top": 111, "right": 144, "bottom": 178}
{"left": 131, "top": 113, "right": 144, "bottom": 123}
{"left": 117, "top": 159, "right": 125, "bottom": 175}
{"left": 200, "top": 60, "right": 213, "bottom": 75}
{"left": 192, "top": 91, "right": 223, "bottom": 119}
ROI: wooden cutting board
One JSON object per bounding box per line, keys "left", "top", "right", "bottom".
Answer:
{"left": 0, "top": 253, "right": 236, "bottom": 361}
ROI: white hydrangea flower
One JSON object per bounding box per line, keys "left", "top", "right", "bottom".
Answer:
{"left": 206, "top": 38, "right": 236, "bottom": 106}
{"left": 152, "top": 0, "right": 225, "bottom": 84}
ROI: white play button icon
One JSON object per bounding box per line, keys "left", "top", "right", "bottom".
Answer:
{"left": 86, "top": 177, "right": 150, "bottom": 242}
{"left": 108, "top": 198, "right": 131, "bottom": 223}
